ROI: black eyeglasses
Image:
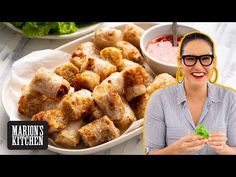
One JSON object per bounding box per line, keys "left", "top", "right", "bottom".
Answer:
{"left": 181, "top": 54, "right": 214, "bottom": 67}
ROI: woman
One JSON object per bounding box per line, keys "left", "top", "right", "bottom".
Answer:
{"left": 144, "top": 31, "right": 236, "bottom": 155}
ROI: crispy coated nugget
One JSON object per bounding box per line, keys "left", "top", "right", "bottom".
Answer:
{"left": 113, "top": 97, "right": 136, "bottom": 132}
{"left": 122, "top": 23, "right": 144, "bottom": 50}
{"left": 116, "top": 41, "right": 143, "bottom": 64}
{"left": 18, "top": 86, "right": 44, "bottom": 118}
{"left": 54, "top": 120, "right": 85, "bottom": 148}
{"left": 32, "top": 109, "right": 68, "bottom": 134}
{"left": 74, "top": 71, "right": 100, "bottom": 91}
{"left": 80, "top": 57, "right": 117, "bottom": 81}
{"left": 60, "top": 89, "right": 93, "bottom": 121}
{"left": 100, "top": 47, "right": 124, "bottom": 71}
{"left": 54, "top": 62, "right": 80, "bottom": 86}
{"left": 79, "top": 116, "right": 120, "bottom": 147}
{"left": 93, "top": 82, "right": 124, "bottom": 120}
{"left": 93, "top": 27, "right": 122, "bottom": 49}
{"left": 147, "top": 73, "right": 176, "bottom": 95}
{"left": 129, "top": 93, "right": 150, "bottom": 119}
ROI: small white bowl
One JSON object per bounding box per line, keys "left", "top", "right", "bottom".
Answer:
{"left": 140, "top": 23, "right": 198, "bottom": 76}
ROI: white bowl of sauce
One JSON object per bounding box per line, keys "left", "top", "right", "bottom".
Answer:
{"left": 140, "top": 23, "right": 198, "bottom": 76}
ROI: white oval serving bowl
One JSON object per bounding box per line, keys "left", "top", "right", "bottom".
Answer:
{"left": 2, "top": 22, "right": 157, "bottom": 154}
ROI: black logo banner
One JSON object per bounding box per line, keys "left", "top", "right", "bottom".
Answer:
{"left": 7, "top": 121, "right": 48, "bottom": 150}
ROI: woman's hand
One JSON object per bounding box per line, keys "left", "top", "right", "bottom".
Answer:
{"left": 207, "top": 132, "right": 228, "bottom": 154}
{"left": 171, "top": 134, "right": 208, "bottom": 154}
{"left": 149, "top": 132, "right": 236, "bottom": 155}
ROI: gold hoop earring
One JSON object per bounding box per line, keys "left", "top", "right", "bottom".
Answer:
{"left": 176, "top": 67, "right": 185, "bottom": 83}
{"left": 209, "top": 67, "right": 218, "bottom": 84}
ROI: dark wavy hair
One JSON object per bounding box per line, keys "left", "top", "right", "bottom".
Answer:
{"left": 180, "top": 31, "right": 215, "bottom": 57}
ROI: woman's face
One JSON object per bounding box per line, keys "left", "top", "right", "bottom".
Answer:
{"left": 181, "top": 39, "right": 215, "bottom": 87}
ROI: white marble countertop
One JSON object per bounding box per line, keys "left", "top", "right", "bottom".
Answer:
{"left": 0, "top": 22, "right": 236, "bottom": 155}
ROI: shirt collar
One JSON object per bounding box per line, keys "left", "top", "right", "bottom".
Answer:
{"left": 176, "top": 81, "right": 221, "bottom": 105}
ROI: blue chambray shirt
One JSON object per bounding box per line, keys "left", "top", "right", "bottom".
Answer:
{"left": 144, "top": 81, "right": 236, "bottom": 155}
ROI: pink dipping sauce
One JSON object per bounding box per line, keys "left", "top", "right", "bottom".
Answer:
{"left": 146, "top": 35, "right": 183, "bottom": 65}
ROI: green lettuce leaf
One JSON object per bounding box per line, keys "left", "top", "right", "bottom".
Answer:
{"left": 10, "top": 22, "right": 94, "bottom": 38}
{"left": 196, "top": 124, "right": 209, "bottom": 139}
{"left": 21, "top": 22, "right": 51, "bottom": 38}
{"left": 11, "top": 22, "right": 25, "bottom": 28}
{"left": 53, "top": 22, "right": 78, "bottom": 34}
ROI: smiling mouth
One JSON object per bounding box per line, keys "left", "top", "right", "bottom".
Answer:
{"left": 191, "top": 72, "right": 205, "bottom": 79}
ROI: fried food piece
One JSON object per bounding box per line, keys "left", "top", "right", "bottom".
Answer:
{"left": 32, "top": 109, "right": 67, "bottom": 134}
{"left": 122, "top": 23, "right": 144, "bottom": 50}
{"left": 93, "top": 81, "right": 124, "bottom": 120}
{"left": 100, "top": 47, "right": 124, "bottom": 71}
{"left": 138, "top": 66, "right": 154, "bottom": 87}
{"left": 102, "top": 72, "right": 124, "bottom": 95}
{"left": 70, "top": 42, "right": 99, "bottom": 71}
{"left": 121, "top": 65, "right": 147, "bottom": 102}
{"left": 90, "top": 103, "right": 104, "bottom": 120}
{"left": 122, "top": 64, "right": 153, "bottom": 86}
{"left": 80, "top": 57, "right": 117, "bottom": 81}
{"left": 60, "top": 89, "right": 93, "bottom": 121}
{"left": 72, "top": 48, "right": 87, "bottom": 58}
{"left": 74, "top": 71, "right": 100, "bottom": 91}
{"left": 70, "top": 57, "right": 85, "bottom": 71}
{"left": 121, "top": 59, "right": 139, "bottom": 70}
{"left": 54, "top": 120, "right": 85, "bottom": 148}
{"left": 129, "top": 93, "right": 149, "bottom": 119}
{"left": 116, "top": 41, "right": 143, "bottom": 64}
{"left": 54, "top": 62, "right": 80, "bottom": 86}
{"left": 125, "top": 85, "right": 146, "bottom": 102}
{"left": 75, "top": 42, "right": 100, "bottom": 58}
{"left": 83, "top": 103, "right": 104, "bottom": 123}
{"left": 113, "top": 97, "right": 136, "bottom": 132}
{"left": 93, "top": 27, "right": 122, "bottom": 49}
{"left": 29, "top": 67, "right": 70, "bottom": 100}
{"left": 41, "top": 97, "right": 61, "bottom": 111}
{"left": 78, "top": 116, "right": 120, "bottom": 147}
{"left": 18, "top": 86, "right": 44, "bottom": 118}
{"left": 147, "top": 73, "right": 176, "bottom": 95}
{"left": 70, "top": 49, "right": 87, "bottom": 71}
